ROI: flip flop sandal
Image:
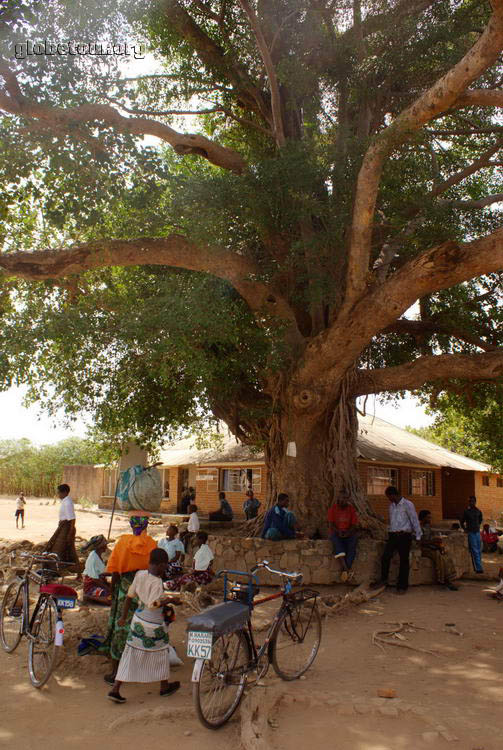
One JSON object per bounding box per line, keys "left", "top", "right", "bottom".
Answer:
{"left": 160, "top": 681, "right": 181, "bottom": 697}
{"left": 107, "top": 692, "right": 126, "bottom": 704}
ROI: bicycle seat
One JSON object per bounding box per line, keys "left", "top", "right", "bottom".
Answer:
{"left": 40, "top": 583, "right": 78, "bottom": 598}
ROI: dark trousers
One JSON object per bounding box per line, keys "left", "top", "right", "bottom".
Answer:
{"left": 209, "top": 511, "right": 232, "bottom": 522}
{"left": 381, "top": 532, "right": 412, "bottom": 590}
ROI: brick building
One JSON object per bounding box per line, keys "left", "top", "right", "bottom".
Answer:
{"left": 65, "top": 414, "right": 503, "bottom": 524}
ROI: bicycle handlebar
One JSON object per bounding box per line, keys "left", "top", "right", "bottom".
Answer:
{"left": 251, "top": 560, "right": 303, "bottom": 583}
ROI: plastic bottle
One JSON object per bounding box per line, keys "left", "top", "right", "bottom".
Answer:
{"left": 55, "top": 619, "right": 64, "bottom": 646}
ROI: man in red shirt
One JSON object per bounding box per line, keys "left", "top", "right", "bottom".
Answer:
{"left": 327, "top": 490, "right": 359, "bottom": 581}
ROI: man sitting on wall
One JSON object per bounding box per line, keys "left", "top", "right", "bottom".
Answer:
{"left": 418, "top": 510, "right": 458, "bottom": 591}
{"left": 327, "top": 490, "right": 359, "bottom": 582}
{"left": 261, "top": 493, "right": 299, "bottom": 541}
{"left": 209, "top": 492, "right": 234, "bottom": 522}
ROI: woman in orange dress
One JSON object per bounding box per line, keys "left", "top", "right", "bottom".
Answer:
{"left": 99, "top": 512, "right": 157, "bottom": 684}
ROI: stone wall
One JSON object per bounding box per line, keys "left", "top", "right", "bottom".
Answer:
{"left": 207, "top": 532, "right": 471, "bottom": 586}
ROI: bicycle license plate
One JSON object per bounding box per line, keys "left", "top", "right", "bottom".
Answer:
{"left": 187, "top": 631, "right": 213, "bottom": 659}
{"left": 56, "top": 598, "right": 76, "bottom": 609}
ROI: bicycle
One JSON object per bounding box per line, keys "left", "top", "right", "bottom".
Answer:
{"left": 0, "top": 551, "right": 78, "bottom": 688}
{"left": 186, "top": 559, "right": 321, "bottom": 729}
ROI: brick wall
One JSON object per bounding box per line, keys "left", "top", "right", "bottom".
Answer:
{"left": 474, "top": 472, "right": 503, "bottom": 523}
{"left": 62, "top": 465, "right": 104, "bottom": 505}
{"left": 358, "top": 461, "right": 443, "bottom": 524}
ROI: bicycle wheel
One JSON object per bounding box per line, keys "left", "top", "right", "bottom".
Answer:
{"left": 28, "top": 596, "right": 58, "bottom": 688}
{"left": 193, "top": 629, "right": 251, "bottom": 729}
{"left": 0, "top": 581, "right": 24, "bottom": 653}
{"left": 271, "top": 598, "right": 321, "bottom": 680}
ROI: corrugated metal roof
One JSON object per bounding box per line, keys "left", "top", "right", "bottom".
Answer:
{"left": 158, "top": 435, "right": 261, "bottom": 467}
{"left": 158, "top": 415, "right": 490, "bottom": 473}
{"left": 356, "top": 413, "right": 489, "bottom": 471}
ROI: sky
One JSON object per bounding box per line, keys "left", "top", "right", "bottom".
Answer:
{"left": 0, "top": 385, "right": 433, "bottom": 445}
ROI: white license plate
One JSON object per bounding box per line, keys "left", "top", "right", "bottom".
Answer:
{"left": 56, "top": 598, "right": 76, "bottom": 609}
{"left": 187, "top": 630, "right": 213, "bottom": 659}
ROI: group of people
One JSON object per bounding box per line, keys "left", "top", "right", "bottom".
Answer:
{"left": 180, "top": 486, "right": 262, "bottom": 523}
{"left": 39, "top": 484, "right": 215, "bottom": 704}
{"left": 30, "top": 478, "right": 499, "bottom": 706}
{"left": 328, "top": 487, "right": 493, "bottom": 594}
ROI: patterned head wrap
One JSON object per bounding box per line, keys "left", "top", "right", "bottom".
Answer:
{"left": 81, "top": 534, "right": 107, "bottom": 552}
{"left": 129, "top": 515, "right": 149, "bottom": 536}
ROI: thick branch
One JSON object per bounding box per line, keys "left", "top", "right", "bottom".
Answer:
{"left": 455, "top": 88, "right": 503, "bottom": 108}
{"left": 0, "top": 236, "right": 300, "bottom": 334}
{"left": 345, "top": 7, "right": 503, "bottom": 305}
{"left": 0, "top": 64, "right": 246, "bottom": 174}
{"left": 354, "top": 350, "right": 503, "bottom": 395}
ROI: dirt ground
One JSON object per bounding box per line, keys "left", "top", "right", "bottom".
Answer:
{"left": 0, "top": 496, "right": 502, "bottom": 750}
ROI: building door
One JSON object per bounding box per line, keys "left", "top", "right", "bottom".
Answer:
{"left": 441, "top": 468, "right": 475, "bottom": 520}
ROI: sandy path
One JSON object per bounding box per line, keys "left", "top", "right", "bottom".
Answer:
{"left": 0, "top": 496, "right": 132, "bottom": 544}
{"left": 0, "top": 497, "right": 502, "bottom": 749}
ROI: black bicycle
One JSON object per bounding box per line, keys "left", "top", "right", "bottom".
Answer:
{"left": 0, "top": 551, "right": 78, "bottom": 687}
{"left": 187, "top": 560, "right": 321, "bottom": 729}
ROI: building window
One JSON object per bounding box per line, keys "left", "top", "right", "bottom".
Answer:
{"left": 367, "top": 467, "right": 399, "bottom": 495}
{"left": 497, "top": 477, "right": 503, "bottom": 488}
{"left": 180, "top": 467, "right": 189, "bottom": 492}
{"left": 103, "top": 468, "right": 118, "bottom": 497}
{"left": 408, "top": 469, "right": 435, "bottom": 497}
{"left": 221, "top": 468, "right": 261, "bottom": 493}
{"left": 162, "top": 468, "right": 170, "bottom": 498}
{"left": 482, "top": 476, "right": 490, "bottom": 487}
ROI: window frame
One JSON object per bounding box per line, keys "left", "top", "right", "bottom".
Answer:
{"left": 220, "top": 467, "right": 262, "bottom": 493}
{"left": 408, "top": 469, "right": 435, "bottom": 497}
{"left": 482, "top": 475, "right": 490, "bottom": 487}
{"left": 366, "top": 466, "right": 400, "bottom": 496}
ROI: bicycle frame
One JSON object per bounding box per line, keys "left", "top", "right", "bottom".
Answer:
{"left": 8, "top": 552, "right": 72, "bottom": 642}
{"left": 216, "top": 565, "right": 318, "bottom": 677}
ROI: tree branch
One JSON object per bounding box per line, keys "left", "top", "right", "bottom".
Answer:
{"left": 344, "top": 6, "right": 503, "bottom": 306}
{"left": 439, "top": 193, "right": 503, "bottom": 209}
{"left": 455, "top": 88, "right": 503, "bottom": 108}
{"left": 297, "top": 226, "right": 503, "bottom": 389}
{"left": 236, "top": 0, "right": 286, "bottom": 146}
{"left": 354, "top": 349, "right": 503, "bottom": 396}
{"left": 159, "top": 0, "right": 272, "bottom": 125}
{"left": 431, "top": 139, "right": 503, "bottom": 197}
{"left": 0, "top": 236, "right": 300, "bottom": 336}
{"left": 0, "top": 63, "right": 246, "bottom": 174}
{"left": 383, "top": 318, "right": 499, "bottom": 352}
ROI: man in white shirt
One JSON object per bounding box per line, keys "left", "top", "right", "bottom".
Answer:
{"left": 375, "top": 485, "right": 422, "bottom": 595}
{"left": 15, "top": 493, "right": 26, "bottom": 529}
{"left": 44, "top": 483, "right": 82, "bottom": 579}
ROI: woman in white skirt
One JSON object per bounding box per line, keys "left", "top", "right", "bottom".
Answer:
{"left": 107, "top": 548, "right": 181, "bottom": 704}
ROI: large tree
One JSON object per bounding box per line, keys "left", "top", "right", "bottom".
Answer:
{"left": 1, "top": 0, "right": 503, "bottom": 530}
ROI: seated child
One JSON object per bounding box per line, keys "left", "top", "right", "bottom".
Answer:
{"left": 165, "top": 531, "right": 214, "bottom": 591}
{"left": 158, "top": 524, "right": 185, "bottom": 578}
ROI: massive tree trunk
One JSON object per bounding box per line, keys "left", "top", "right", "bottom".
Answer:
{"left": 264, "top": 373, "right": 384, "bottom": 538}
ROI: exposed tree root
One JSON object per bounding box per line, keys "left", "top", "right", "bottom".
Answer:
{"left": 372, "top": 621, "right": 438, "bottom": 655}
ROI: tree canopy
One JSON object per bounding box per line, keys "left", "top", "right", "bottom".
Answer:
{"left": 408, "top": 382, "right": 503, "bottom": 474}
{"left": 0, "top": 0, "right": 503, "bottom": 520}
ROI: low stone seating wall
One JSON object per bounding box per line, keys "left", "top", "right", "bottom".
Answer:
{"left": 208, "top": 532, "right": 472, "bottom": 586}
